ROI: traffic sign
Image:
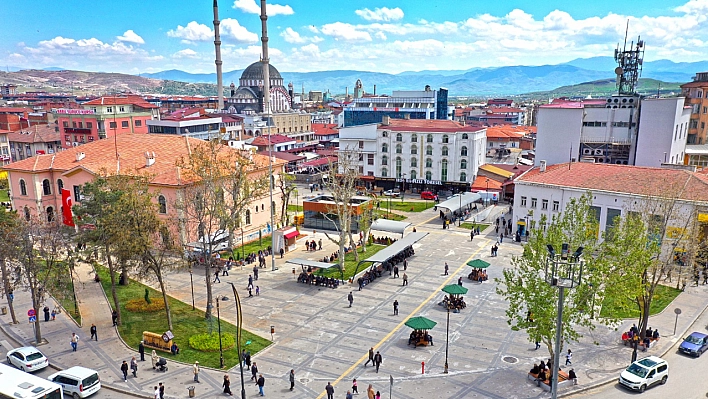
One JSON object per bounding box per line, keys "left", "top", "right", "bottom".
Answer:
{"left": 27, "top": 309, "right": 36, "bottom": 317}
{"left": 29, "top": 316, "right": 36, "bottom": 323}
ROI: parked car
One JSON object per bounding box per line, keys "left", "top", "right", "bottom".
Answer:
{"left": 619, "top": 356, "right": 668, "bottom": 393}
{"left": 48, "top": 366, "right": 101, "bottom": 399}
{"left": 382, "top": 190, "right": 400, "bottom": 197}
{"left": 679, "top": 332, "right": 708, "bottom": 357}
{"left": 6, "top": 346, "right": 49, "bottom": 372}
{"left": 420, "top": 191, "right": 437, "bottom": 200}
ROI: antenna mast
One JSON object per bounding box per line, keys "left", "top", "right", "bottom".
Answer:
{"left": 613, "top": 21, "right": 645, "bottom": 96}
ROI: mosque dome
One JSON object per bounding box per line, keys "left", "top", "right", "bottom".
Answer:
{"left": 240, "top": 61, "right": 282, "bottom": 82}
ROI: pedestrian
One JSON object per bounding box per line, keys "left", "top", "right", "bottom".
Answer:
{"left": 153, "top": 386, "right": 159, "bottom": 399}
{"left": 112, "top": 310, "right": 118, "bottom": 326}
{"left": 151, "top": 350, "right": 158, "bottom": 369}
{"left": 352, "top": 378, "right": 358, "bottom": 394}
{"left": 393, "top": 300, "right": 399, "bottom": 316}
{"left": 373, "top": 351, "right": 383, "bottom": 373}
{"left": 253, "top": 265, "right": 259, "bottom": 280}
{"left": 346, "top": 391, "right": 353, "bottom": 399}
{"left": 375, "top": 391, "right": 381, "bottom": 399}
{"left": 535, "top": 341, "right": 540, "bottom": 350}
{"left": 279, "top": 247, "right": 284, "bottom": 258}
{"left": 568, "top": 368, "right": 578, "bottom": 385}
{"left": 318, "top": 239, "right": 323, "bottom": 250}
{"left": 458, "top": 277, "right": 463, "bottom": 286}
{"left": 214, "top": 269, "right": 221, "bottom": 283}
{"left": 471, "top": 230, "right": 474, "bottom": 241}
{"left": 364, "top": 347, "right": 374, "bottom": 367}
{"left": 70, "top": 332, "right": 79, "bottom": 352}
{"left": 256, "top": 374, "right": 265, "bottom": 396}
{"left": 566, "top": 349, "right": 572, "bottom": 365}
{"left": 43, "top": 306, "right": 50, "bottom": 322}
{"left": 289, "top": 369, "right": 295, "bottom": 391}
{"left": 444, "top": 262, "right": 449, "bottom": 275}
{"left": 367, "top": 384, "right": 375, "bottom": 399}
{"left": 248, "top": 287, "right": 253, "bottom": 297}
{"left": 325, "top": 382, "right": 335, "bottom": 399}
{"left": 121, "top": 360, "right": 129, "bottom": 381}
{"left": 131, "top": 357, "right": 138, "bottom": 377}
{"left": 159, "top": 383, "right": 164, "bottom": 399}
{"left": 89, "top": 323, "right": 98, "bottom": 341}
{"left": 139, "top": 341, "right": 145, "bottom": 361}
{"left": 393, "top": 265, "right": 399, "bottom": 278}
{"left": 256, "top": 286, "right": 260, "bottom": 296}
{"left": 223, "top": 375, "right": 233, "bottom": 396}
{"left": 499, "top": 233, "right": 503, "bottom": 243}
{"left": 348, "top": 291, "right": 354, "bottom": 308}
{"left": 403, "top": 259, "right": 407, "bottom": 271}
{"left": 245, "top": 351, "right": 252, "bottom": 371}
{"left": 51, "top": 308, "right": 56, "bottom": 320}
{"left": 251, "top": 362, "right": 258, "bottom": 381}
{"left": 193, "top": 361, "right": 200, "bottom": 383}
{"left": 402, "top": 273, "right": 408, "bottom": 286}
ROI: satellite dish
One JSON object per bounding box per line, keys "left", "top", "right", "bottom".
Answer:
{"left": 615, "top": 67, "right": 624, "bottom": 75}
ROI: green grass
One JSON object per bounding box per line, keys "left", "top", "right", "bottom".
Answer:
{"left": 459, "top": 222, "right": 492, "bottom": 231}
{"left": 376, "top": 200, "right": 435, "bottom": 213}
{"left": 42, "top": 261, "right": 81, "bottom": 325}
{"left": 373, "top": 210, "right": 407, "bottom": 221}
{"left": 315, "top": 244, "right": 387, "bottom": 280}
{"left": 230, "top": 235, "right": 273, "bottom": 260}
{"left": 600, "top": 284, "right": 682, "bottom": 319}
{"left": 0, "top": 190, "right": 9, "bottom": 202}
{"left": 95, "top": 266, "right": 270, "bottom": 369}
{"left": 287, "top": 205, "right": 303, "bottom": 212}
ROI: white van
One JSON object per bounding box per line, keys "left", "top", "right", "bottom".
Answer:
{"left": 48, "top": 366, "right": 101, "bottom": 399}
{"left": 619, "top": 356, "right": 668, "bottom": 393}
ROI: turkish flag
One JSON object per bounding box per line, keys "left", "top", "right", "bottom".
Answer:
{"left": 61, "top": 188, "right": 75, "bottom": 227}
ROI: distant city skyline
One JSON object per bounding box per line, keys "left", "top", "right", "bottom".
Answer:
{"left": 2, "top": 0, "right": 707, "bottom": 75}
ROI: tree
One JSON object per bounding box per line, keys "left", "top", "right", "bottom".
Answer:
{"left": 277, "top": 173, "right": 296, "bottom": 226}
{"left": 0, "top": 210, "right": 20, "bottom": 324}
{"left": 496, "top": 194, "right": 619, "bottom": 359}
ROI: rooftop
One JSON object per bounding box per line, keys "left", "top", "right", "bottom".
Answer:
{"left": 486, "top": 126, "right": 535, "bottom": 139}
{"left": 82, "top": 95, "right": 158, "bottom": 109}
{"left": 312, "top": 123, "right": 339, "bottom": 136}
{"left": 381, "top": 118, "right": 485, "bottom": 133}
{"left": 7, "top": 124, "right": 61, "bottom": 144}
{"left": 251, "top": 134, "right": 296, "bottom": 146}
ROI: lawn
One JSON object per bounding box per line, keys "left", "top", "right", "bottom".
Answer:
{"left": 460, "top": 222, "right": 492, "bottom": 231}
{"left": 287, "top": 204, "right": 303, "bottom": 212}
{"left": 373, "top": 210, "right": 407, "bottom": 221}
{"left": 599, "top": 284, "right": 682, "bottom": 319}
{"left": 95, "top": 266, "right": 270, "bottom": 369}
{"left": 0, "top": 189, "right": 8, "bottom": 202}
{"left": 315, "top": 244, "right": 387, "bottom": 280}
{"left": 229, "top": 235, "right": 274, "bottom": 260}
{"left": 376, "top": 200, "right": 435, "bottom": 213}
{"left": 51, "top": 279, "right": 81, "bottom": 325}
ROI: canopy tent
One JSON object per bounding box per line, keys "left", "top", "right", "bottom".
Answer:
{"left": 442, "top": 284, "right": 469, "bottom": 296}
{"left": 361, "top": 232, "right": 428, "bottom": 264}
{"left": 467, "top": 259, "right": 491, "bottom": 269}
{"left": 370, "top": 219, "right": 412, "bottom": 236}
{"left": 405, "top": 316, "right": 437, "bottom": 330}
{"left": 286, "top": 258, "right": 339, "bottom": 270}
{"left": 436, "top": 192, "right": 482, "bottom": 214}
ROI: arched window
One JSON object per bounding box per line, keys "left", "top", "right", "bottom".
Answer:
{"left": 441, "top": 159, "right": 448, "bottom": 181}
{"left": 461, "top": 146, "right": 468, "bottom": 156}
{"left": 261, "top": 204, "right": 264, "bottom": 211}
{"left": 24, "top": 206, "right": 30, "bottom": 221}
{"left": 57, "top": 179, "right": 64, "bottom": 193}
{"left": 426, "top": 134, "right": 433, "bottom": 143}
{"left": 255, "top": 206, "right": 259, "bottom": 213}
{"left": 462, "top": 133, "right": 468, "bottom": 139}
{"left": 425, "top": 171, "right": 432, "bottom": 180}
{"left": 381, "top": 155, "right": 388, "bottom": 166}
{"left": 460, "top": 159, "right": 467, "bottom": 169}
{"left": 396, "top": 133, "right": 402, "bottom": 142}
{"left": 46, "top": 206, "right": 54, "bottom": 222}
{"left": 410, "top": 158, "right": 417, "bottom": 167}
{"left": 410, "top": 144, "right": 418, "bottom": 155}
{"left": 460, "top": 172, "right": 467, "bottom": 182}
{"left": 381, "top": 168, "right": 388, "bottom": 177}
{"left": 19, "top": 179, "right": 27, "bottom": 196}
{"left": 395, "top": 144, "right": 402, "bottom": 154}
{"left": 442, "top": 135, "right": 449, "bottom": 144}
{"left": 410, "top": 170, "right": 417, "bottom": 179}
{"left": 411, "top": 134, "right": 417, "bottom": 142}
{"left": 426, "top": 146, "right": 433, "bottom": 155}
{"left": 158, "top": 195, "right": 167, "bottom": 214}
{"left": 381, "top": 143, "right": 388, "bottom": 153}
{"left": 382, "top": 131, "right": 388, "bottom": 138}
{"left": 442, "top": 146, "right": 449, "bottom": 156}
{"left": 42, "top": 179, "right": 51, "bottom": 196}
{"left": 426, "top": 158, "right": 433, "bottom": 168}
{"left": 395, "top": 157, "right": 402, "bottom": 178}
{"left": 245, "top": 210, "right": 251, "bottom": 225}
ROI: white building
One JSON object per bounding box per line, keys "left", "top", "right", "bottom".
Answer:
{"left": 339, "top": 117, "right": 486, "bottom": 192}
{"left": 535, "top": 96, "right": 690, "bottom": 168}
{"left": 147, "top": 109, "right": 242, "bottom": 140}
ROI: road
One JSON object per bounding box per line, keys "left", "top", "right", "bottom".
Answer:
{"left": 568, "top": 306, "right": 708, "bottom": 399}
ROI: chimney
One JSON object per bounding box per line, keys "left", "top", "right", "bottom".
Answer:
{"left": 145, "top": 151, "right": 156, "bottom": 167}
{"left": 75, "top": 152, "right": 85, "bottom": 161}
{"left": 382, "top": 116, "right": 391, "bottom": 126}
{"left": 540, "top": 160, "right": 547, "bottom": 172}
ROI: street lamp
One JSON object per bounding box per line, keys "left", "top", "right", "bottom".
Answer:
{"left": 189, "top": 269, "right": 195, "bottom": 311}
{"left": 545, "top": 243, "right": 584, "bottom": 399}
{"left": 444, "top": 305, "right": 450, "bottom": 373}
{"left": 216, "top": 297, "right": 224, "bottom": 369}
{"left": 228, "top": 283, "right": 247, "bottom": 399}
{"left": 401, "top": 173, "right": 406, "bottom": 201}
{"left": 458, "top": 190, "right": 463, "bottom": 226}
{"left": 485, "top": 178, "right": 490, "bottom": 206}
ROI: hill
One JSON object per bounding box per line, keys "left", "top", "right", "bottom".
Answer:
{"left": 519, "top": 78, "right": 682, "bottom": 100}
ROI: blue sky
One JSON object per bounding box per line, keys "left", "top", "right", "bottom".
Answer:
{"left": 2, "top": 0, "right": 707, "bottom": 75}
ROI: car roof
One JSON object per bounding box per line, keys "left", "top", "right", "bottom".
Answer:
{"left": 11, "top": 346, "right": 42, "bottom": 354}
{"left": 688, "top": 332, "right": 708, "bottom": 339}
{"left": 635, "top": 356, "right": 666, "bottom": 367}
{"left": 49, "top": 366, "right": 98, "bottom": 379}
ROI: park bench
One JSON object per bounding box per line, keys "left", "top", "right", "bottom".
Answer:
{"left": 143, "top": 331, "right": 173, "bottom": 353}
{"left": 527, "top": 369, "right": 570, "bottom": 392}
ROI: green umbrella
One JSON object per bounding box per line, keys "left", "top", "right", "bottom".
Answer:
{"left": 441, "top": 284, "right": 468, "bottom": 295}
{"left": 405, "top": 316, "right": 437, "bottom": 331}
{"left": 467, "top": 259, "right": 491, "bottom": 269}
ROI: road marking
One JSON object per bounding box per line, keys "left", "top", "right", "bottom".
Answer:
{"left": 0, "top": 340, "right": 12, "bottom": 350}
{"left": 314, "top": 239, "right": 490, "bottom": 399}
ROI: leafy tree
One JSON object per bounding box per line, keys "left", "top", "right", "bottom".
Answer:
{"left": 0, "top": 210, "right": 20, "bottom": 324}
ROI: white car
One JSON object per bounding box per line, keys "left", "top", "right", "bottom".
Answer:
{"left": 48, "top": 366, "right": 101, "bottom": 399}
{"left": 6, "top": 346, "right": 49, "bottom": 372}
{"left": 382, "top": 190, "right": 400, "bottom": 197}
{"left": 619, "top": 356, "right": 668, "bottom": 393}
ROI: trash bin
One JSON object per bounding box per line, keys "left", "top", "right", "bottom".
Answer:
{"left": 187, "top": 386, "right": 195, "bottom": 398}
{"left": 1, "top": 306, "right": 6, "bottom": 315}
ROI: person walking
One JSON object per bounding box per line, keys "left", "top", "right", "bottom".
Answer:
{"left": 279, "top": 247, "right": 284, "bottom": 258}
{"left": 364, "top": 347, "right": 374, "bottom": 367}
{"left": 444, "top": 262, "right": 449, "bottom": 276}
{"left": 348, "top": 292, "right": 354, "bottom": 308}
{"left": 256, "top": 374, "right": 265, "bottom": 396}
{"left": 130, "top": 357, "right": 138, "bottom": 378}
{"left": 214, "top": 270, "right": 221, "bottom": 283}
{"left": 403, "top": 259, "right": 407, "bottom": 271}
{"left": 352, "top": 379, "right": 358, "bottom": 394}
{"left": 245, "top": 351, "right": 252, "bottom": 371}
{"left": 393, "top": 300, "right": 399, "bottom": 316}
{"left": 373, "top": 351, "right": 383, "bottom": 373}
{"left": 43, "top": 306, "right": 50, "bottom": 322}
{"left": 139, "top": 341, "right": 145, "bottom": 361}
{"left": 193, "top": 361, "right": 200, "bottom": 383}
{"left": 458, "top": 276, "right": 463, "bottom": 286}
{"left": 153, "top": 386, "right": 159, "bottom": 399}
{"left": 367, "top": 384, "right": 375, "bottom": 399}
{"left": 318, "top": 239, "right": 323, "bottom": 250}
{"left": 566, "top": 349, "right": 572, "bottom": 365}
{"left": 112, "top": 310, "right": 118, "bottom": 326}
{"left": 393, "top": 265, "right": 399, "bottom": 278}
{"left": 159, "top": 383, "right": 165, "bottom": 399}
{"left": 402, "top": 273, "right": 408, "bottom": 286}
{"left": 223, "top": 375, "right": 233, "bottom": 396}
{"left": 499, "top": 233, "right": 503, "bottom": 243}
{"left": 120, "top": 360, "right": 129, "bottom": 382}
{"left": 90, "top": 324, "right": 98, "bottom": 341}
{"left": 70, "top": 332, "right": 79, "bottom": 352}
{"left": 251, "top": 362, "right": 259, "bottom": 381}
{"left": 375, "top": 391, "right": 381, "bottom": 399}
{"left": 471, "top": 230, "right": 474, "bottom": 241}
{"left": 346, "top": 391, "right": 353, "bottom": 399}
{"left": 248, "top": 274, "right": 253, "bottom": 288}
{"left": 151, "top": 350, "right": 158, "bottom": 369}
{"left": 289, "top": 369, "right": 295, "bottom": 391}
{"left": 325, "top": 382, "right": 335, "bottom": 399}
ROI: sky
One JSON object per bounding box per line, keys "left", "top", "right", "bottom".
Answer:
{"left": 2, "top": 0, "right": 707, "bottom": 75}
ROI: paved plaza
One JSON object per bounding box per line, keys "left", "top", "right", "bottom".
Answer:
{"left": 2, "top": 203, "right": 708, "bottom": 399}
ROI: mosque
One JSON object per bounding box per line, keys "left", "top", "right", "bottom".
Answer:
{"left": 226, "top": 61, "right": 293, "bottom": 115}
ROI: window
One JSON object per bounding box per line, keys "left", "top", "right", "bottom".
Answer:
{"left": 411, "top": 158, "right": 417, "bottom": 167}
{"left": 107, "top": 107, "right": 113, "bottom": 113}
{"left": 426, "top": 158, "right": 432, "bottom": 168}
{"left": 520, "top": 196, "right": 527, "bottom": 207}
{"left": 461, "top": 146, "right": 468, "bottom": 156}
{"left": 121, "top": 121, "right": 129, "bottom": 128}
{"left": 62, "top": 121, "right": 69, "bottom": 128}
{"left": 57, "top": 179, "right": 64, "bottom": 193}
{"left": 72, "top": 122, "right": 77, "bottom": 128}
{"left": 359, "top": 166, "right": 364, "bottom": 174}
{"left": 410, "top": 145, "right": 418, "bottom": 155}
{"left": 367, "top": 154, "right": 374, "bottom": 165}
{"left": 135, "top": 120, "right": 142, "bottom": 127}
{"left": 442, "top": 146, "right": 449, "bottom": 156}
{"left": 381, "top": 155, "right": 388, "bottom": 165}
{"left": 119, "top": 106, "right": 125, "bottom": 112}
{"left": 262, "top": 204, "right": 265, "bottom": 211}
{"left": 382, "top": 131, "right": 388, "bottom": 138}
{"left": 359, "top": 141, "right": 364, "bottom": 149}
{"left": 411, "top": 134, "right": 417, "bottom": 142}
{"left": 42, "top": 179, "right": 51, "bottom": 195}
{"left": 381, "top": 168, "right": 388, "bottom": 177}
{"left": 87, "top": 122, "right": 93, "bottom": 129}
{"left": 704, "top": 106, "right": 707, "bottom": 114}
{"left": 73, "top": 185, "right": 81, "bottom": 202}
{"left": 245, "top": 210, "right": 251, "bottom": 225}
{"left": 395, "top": 157, "right": 402, "bottom": 178}
{"left": 425, "top": 171, "right": 432, "bottom": 180}
{"left": 460, "top": 159, "right": 467, "bottom": 169}
{"left": 46, "top": 206, "right": 54, "bottom": 222}
{"left": 410, "top": 170, "right": 416, "bottom": 179}
{"left": 462, "top": 133, "right": 468, "bottom": 139}
{"left": 442, "top": 135, "right": 449, "bottom": 143}
{"left": 358, "top": 153, "right": 364, "bottom": 162}
{"left": 19, "top": 179, "right": 27, "bottom": 196}
{"left": 531, "top": 198, "right": 537, "bottom": 208}
{"left": 395, "top": 144, "right": 402, "bottom": 154}
{"left": 396, "top": 133, "right": 402, "bottom": 142}
{"left": 426, "top": 134, "right": 433, "bottom": 143}
{"left": 542, "top": 199, "right": 548, "bottom": 210}
{"left": 24, "top": 206, "right": 30, "bottom": 221}
{"left": 109, "top": 122, "right": 117, "bottom": 129}
{"left": 255, "top": 206, "right": 258, "bottom": 213}
{"left": 552, "top": 201, "right": 559, "bottom": 212}
{"left": 426, "top": 145, "right": 433, "bottom": 155}
{"left": 381, "top": 143, "right": 388, "bottom": 153}
{"left": 158, "top": 195, "right": 167, "bottom": 214}
{"left": 441, "top": 159, "right": 448, "bottom": 181}
{"left": 460, "top": 172, "right": 467, "bottom": 181}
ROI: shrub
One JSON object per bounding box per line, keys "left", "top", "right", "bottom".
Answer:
{"left": 189, "top": 332, "right": 235, "bottom": 352}
{"left": 126, "top": 298, "right": 165, "bottom": 312}
{"left": 144, "top": 288, "right": 151, "bottom": 305}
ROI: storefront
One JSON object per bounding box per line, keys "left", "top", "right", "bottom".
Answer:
{"left": 373, "top": 177, "right": 469, "bottom": 196}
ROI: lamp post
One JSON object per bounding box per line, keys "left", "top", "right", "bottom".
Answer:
{"left": 545, "top": 243, "right": 584, "bottom": 399}
{"left": 401, "top": 173, "right": 406, "bottom": 201}
{"left": 228, "top": 283, "right": 247, "bottom": 399}
{"left": 485, "top": 178, "right": 490, "bottom": 206}
{"left": 444, "top": 306, "right": 450, "bottom": 373}
{"left": 458, "top": 189, "right": 463, "bottom": 226}
{"left": 216, "top": 297, "right": 224, "bottom": 369}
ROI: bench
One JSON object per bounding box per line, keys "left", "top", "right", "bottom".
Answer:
{"left": 143, "top": 331, "right": 173, "bottom": 353}
{"left": 527, "top": 370, "right": 571, "bottom": 392}
{"left": 640, "top": 337, "right": 660, "bottom": 351}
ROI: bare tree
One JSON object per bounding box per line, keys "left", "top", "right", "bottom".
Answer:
{"left": 0, "top": 210, "right": 20, "bottom": 324}
{"left": 277, "top": 173, "right": 296, "bottom": 226}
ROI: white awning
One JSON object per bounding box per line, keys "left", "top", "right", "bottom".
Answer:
{"left": 436, "top": 192, "right": 481, "bottom": 213}
{"left": 370, "top": 219, "right": 412, "bottom": 235}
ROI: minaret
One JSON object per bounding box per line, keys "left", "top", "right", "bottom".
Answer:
{"left": 213, "top": 0, "right": 224, "bottom": 110}
{"left": 260, "top": 0, "right": 270, "bottom": 116}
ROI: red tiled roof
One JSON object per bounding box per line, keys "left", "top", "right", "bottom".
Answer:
{"left": 302, "top": 156, "right": 336, "bottom": 167}
{"left": 471, "top": 176, "right": 503, "bottom": 191}
{"left": 82, "top": 95, "right": 158, "bottom": 109}
{"left": 381, "top": 119, "right": 484, "bottom": 133}
{"left": 312, "top": 123, "right": 338, "bottom": 136}
{"left": 258, "top": 151, "right": 305, "bottom": 162}
{"left": 251, "top": 135, "right": 295, "bottom": 146}
{"left": 7, "top": 124, "right": 61, "bottom": 144}
{"left": 680, "top": 81, "right": 708, "bottom": 89}
{"left": 486, "top": 126, "right": 534, "bottom": 139}
{"left": 487, "top": 107, "right": 523, "bottom": 114}
{"left": 517, "top": 162, "right": 708, "bottom": 202}
{"left": 0, "top": 107, "right": 31, "bottom": 114}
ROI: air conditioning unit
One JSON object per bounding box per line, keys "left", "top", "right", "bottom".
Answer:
{"left": 594, "top": 149, "right": 604, "bottom": 156}
{"left": 582, "top": 148, "right": 593, "bottom": 155}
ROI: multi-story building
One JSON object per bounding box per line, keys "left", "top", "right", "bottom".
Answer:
{"left": 1, "top": 84, "right": 18, "bottom": 96}
{"left": 534, "top": 96, "right": 690, "bottom": 168}
{"left": 343, "top": 86, "right": 449, "bottom": 127}
{"left": 0, "top": 129, "right": 11, "bottom": 165}
{"left": 147, "top": 108, "right": 243, "bottom": 140}
{"left": 7, "top": 124, "right": 62, "bottom": 162}
{"left": 339, "top": 117, "right": 486, "bottom": 193}
{"left": 467, "top": 106, "right": 525, "bottom": 126}
{"left": 54, "top": 95, "right": 159, "bottom": 149}
{"left": 681, "top": 72, "right": 708, "bottom": 144}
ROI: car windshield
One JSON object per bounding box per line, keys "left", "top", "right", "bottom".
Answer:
{"left": 685, "top": 335, "right": 704, "bottom": 344}
{"left": 26, "top": 352, "right": 44, "bottom": 361}
{"left": 626, "top": 363, "right": 648, "bottom": 378}
{"left": 82, "top": 373, "right": 99, "bottom": 387}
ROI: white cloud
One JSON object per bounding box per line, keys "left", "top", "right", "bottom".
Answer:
{"left": 116, "top": 30, "right": 145, "bottom": 44}
{"left": 232, "top": 0, "right": 294, "bottom": 16}
{"left": 307, "top": 25, "right": 320, "bottom": 34}
{"left": 221, "top": 18, "right": 259, "bottom": 43}
{"left": 320, "top": 22, "right": 372, "bottom": 41}
{"left": 167, "top": 21, "right": 213, "bottom": 41}
{"left": 355, "top": 7, "right": 404, "bottom": 22}
{"left": 280, "top": 27, "right": 323, "bottom": 44}
{"left": 674, "top": 0, "right": 708, "bottom": 14}
{"left": 374, "top": 32, "right": 387, "bottom": 40}
{"left": 173, "top": 48, "right": 199, "bottom": 59}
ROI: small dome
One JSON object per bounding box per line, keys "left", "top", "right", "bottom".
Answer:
{"left": 240, "top": 61, "right": 282, "bottom": 82}
{"left": 230, "top": 82, "right": 235, "bottom": 87}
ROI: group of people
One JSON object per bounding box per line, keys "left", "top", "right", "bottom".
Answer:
{"left": 370, "top": 235, "right": 397, "bottom": 245}
{"left": 622, "top": 324, "right": 660, "bottom": 350}
{"left": 357, "top": 246, "right": 414, "bottom": 291}
{"left": 467, "top": 268, "right": 488, "bottom": 283}
{"left": 297, "top": 271, "right": 341, "bottom": 289}
{"left": 304, "top": 239, "right": 323, "bottom": 252}
{"left": 408, "top": 330, "right": 434, "bottom": 346}
{"left": 321, "top": 252, "right": 339, "bottom": 263}
{"left": 441, "top": 295, "right": 466, "bottom": 312}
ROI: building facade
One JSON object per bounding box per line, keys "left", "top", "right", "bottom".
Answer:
{"left": 226, "top": 62, "right": 292, "bottom": 114}
{"left": 7, "top": 124, "right": 62, "bottom": 162}
{"left": 681, "top": 72, "right": 708, "bottom": 145}
{"left": 343, "top": 87, "right": 449, "bottom": 127}
{"left": 147, "top": 108, "right": 243, "bottom": 141}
